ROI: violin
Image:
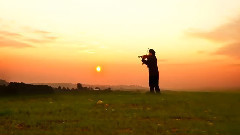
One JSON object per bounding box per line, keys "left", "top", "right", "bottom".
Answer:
{"left": 138, "top": 54, "right": 150, "bottom": 59}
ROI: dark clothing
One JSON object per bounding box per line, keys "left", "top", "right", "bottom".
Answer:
{"left": 142, "top": 55, "right": 159, "bottom": 76}
{"left": 142, "top": 55, "right": 160, "bottom": 93}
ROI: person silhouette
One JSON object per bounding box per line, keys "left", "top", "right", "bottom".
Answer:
{"left": 142, "top": 49, "right": 160, "bottom": 93}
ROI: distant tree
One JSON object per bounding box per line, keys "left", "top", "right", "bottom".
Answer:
{"left": 77, "top": 83, "right": 83, "bottom": 90}
{"left": 62, "top": 87, "right": 67, "bottom": 90}
{"left": 105, "top": 88, "right": 111, "bottom": 91}
{"left": 3, "top": 82, "right": 54, "bottom": 94}
{"left": 57, "top": 86, "right": 62, "bottom": 90}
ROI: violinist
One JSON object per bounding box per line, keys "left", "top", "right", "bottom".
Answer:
{"left": 140, "top": 49, "right": 160, "bottom": 93}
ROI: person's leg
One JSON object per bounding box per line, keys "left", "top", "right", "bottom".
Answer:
{"left": 154, "top": 74, "right": 160, "bottom": 93}
{"left": 149, "top": 75, "right": 155, "bottom": 93}
{"left": 150, "top": 86, "right": 154, "bottom": 93}
{"left": 155, "top": 85, "right": 160, "bottom": 93}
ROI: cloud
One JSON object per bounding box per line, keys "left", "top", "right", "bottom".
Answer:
{"left": 0, "top": 37, "right": 33, "bottom": 48}
{"left": 33, "top": 30, "right": 51, "bottom": 34}
{"left": 44, "top": 36, "right": 57, "bottom": 40}
{"left": 21, "top": 27, "right": 58, "bottom": 44}
{"left": 0, "top": 30, "right": 22, "bottom": 37}
{"left": 0, "top": 29, "right": 57, "bottom": 44}
{"left": 188, "top": 17, "right": 240, "bottom": 42}
{"left": 23, "top": 27, "right": 50, "bottom": 34}
{"left": 214, "top": 42, "right": 240, "bottom": 59}
{"left": 26, "top": 36, "right": 58, "bottom": 43}
{"left": 26, "top": 39, "right": 50, "bottom": 43}
{"left": 0, "top": 19, "right": 57, "bottom": 47}
{"left": 25, "top": 29, "right": 58, "bottom": 44}
{"left": 228, "top": 64, "right": 240, "bottom": 67}
{"left": 188, "top": 16, "right": 240, "bottom": 59}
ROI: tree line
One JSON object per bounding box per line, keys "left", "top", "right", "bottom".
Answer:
{"left": 0, "top": 82, "right": 111, "bottom": 95}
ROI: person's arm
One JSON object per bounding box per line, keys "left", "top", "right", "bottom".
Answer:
{"left": 142, "top": 58, "right": 149, "bottom": 65}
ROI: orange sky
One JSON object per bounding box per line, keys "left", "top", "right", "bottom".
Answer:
{"left": 0, "top": 0, "right": 240, "bottom": 90}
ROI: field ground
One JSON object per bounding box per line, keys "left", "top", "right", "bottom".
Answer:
{"left": 0, "top": 90, "right": 240, "bottom": 135}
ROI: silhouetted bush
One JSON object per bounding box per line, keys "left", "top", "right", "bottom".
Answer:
{"left": 0, "top": 81, "right": 113, "bottom": 95}
{"left": 0, "top": 82, "right": 54, "bottom": 95}
{"left": 0, "top": 85, "right": 7, "bottom": 94}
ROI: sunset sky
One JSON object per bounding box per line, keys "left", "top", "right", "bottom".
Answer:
{"left": 0, "top": 0, "right": 240, "bottom": 90}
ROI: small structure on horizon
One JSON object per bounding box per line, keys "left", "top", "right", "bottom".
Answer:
{"left": 94, "top": 87, "right": 101, "bottom": 91}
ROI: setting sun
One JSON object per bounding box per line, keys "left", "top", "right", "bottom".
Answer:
{"left": 96, "top": 66, "right": 101, "bottom": 72}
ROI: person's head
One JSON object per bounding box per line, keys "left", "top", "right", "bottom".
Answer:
{"left": 149, "top": 49, "right": 155, "bottom": 56}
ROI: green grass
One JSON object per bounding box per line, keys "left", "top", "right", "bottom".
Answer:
{"left": 0, "top": 90, "right": 240, "bottom": 135}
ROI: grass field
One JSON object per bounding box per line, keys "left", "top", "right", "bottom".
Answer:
{"left": 0, "top": 90, "right": 240, "bottom": 135}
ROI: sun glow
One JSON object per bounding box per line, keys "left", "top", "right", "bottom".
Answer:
{"left": 96, "top": 66, "right": 101, "bottom": 72}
